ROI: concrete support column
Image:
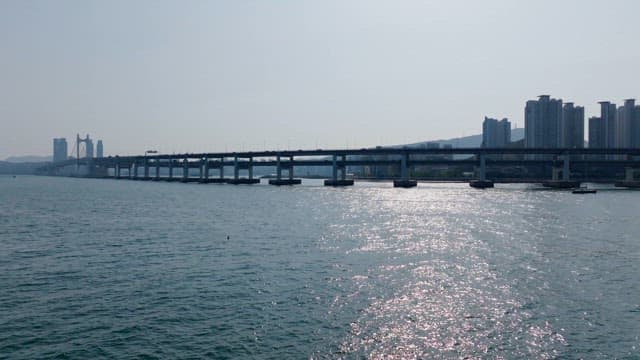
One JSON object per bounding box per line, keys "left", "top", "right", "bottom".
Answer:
{"left": 401, "top": 153, "right": 409, "bottom": 181}
{"left": 289, "top": 156, "right": 294, "bottom": 180}
{"left": 469, "top": 153, "right": 494, "bottom": 188}
{"left": 479, "top": 154, "right": 486, "bottom": 181}
{"left": 276, "top": 154, "right": 282, "bottom": 180}
{"left": 562, "top": 155, "right": 570, "bottom": 181}
{"left": 248, "top": 157, "right": 253, "bottom": 180}
{"left": 614, "top": 166, "right": 640, "bottom": 188}
{"left": 183, "top": 158, "right": 189, "bottom": 180}
{"left": 133, "top": 162, "right": 138, "bottom": 178}
{"left": 155, "top": 160, "right": 160, "bottom": 179}
{"left": 144, "top": 159, "right": 149, "bottom": 178}
{"left": 269, "top": 154, "right": 300, "bottom": 186}
{"left": 341, "top": 155, "right": 347, "bottom": 180}
{"left": 234, "top": 156, "right": 239, "bottom": 180}
{"left": 220, "top": 157, "right": 225, "bottom": 179}
{"left": 393, "top": 152, "right": 417, "bottom": 188}
{"left": 168, "top": 159, "right": 173, "bottom": 179}
{"left": 203, "top": 158, "right": 209, "bottom": 180}
{"left": 543, "top": 158, "right": 580, "bottom": 188}
{"left": 625, "top": 167, "right": 635, "bottom": 181}
{"left": 325, "top": 154, "right": 354, "bottom": 186}
{"left": 116, "top": 164, "right": 121, "bottom": 178}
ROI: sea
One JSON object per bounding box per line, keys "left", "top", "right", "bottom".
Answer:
{"left": 1, "top": 175, "right": 639, "bottom": 359}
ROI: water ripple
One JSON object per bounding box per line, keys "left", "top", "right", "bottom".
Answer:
{"left": 1, "top": 177, "right": 639, "bottom": 358}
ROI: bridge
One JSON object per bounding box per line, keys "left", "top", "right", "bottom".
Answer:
{"left": 38, "top": 147, "right": 640, "bottom": 189}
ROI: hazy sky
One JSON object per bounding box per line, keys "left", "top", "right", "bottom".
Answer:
{"left": 1, "top": 0, "right": 639, "bottom": 158}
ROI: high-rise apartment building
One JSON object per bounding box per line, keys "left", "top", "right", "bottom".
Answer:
{"left": 482, "top": 117, "right": 511, "bottom": 147}
{"left": 588, "top": 117, "right": 606, "bottom": 149}
{"left": 53, "top": 138, "right": 68, "bottom": 162}
{"left": 618, "top": 99, "right": 639, "bottom": 148}
{"left": 86, "top": 138, "right": 94, "bottom": 158}
{"left": 96, "top": 140, "right": 104, "bottom": 158}
{"left": 616, "top": 107, "right": 627, "bottom": 148}
{"left": 599, "top": 101, "right": 617, "bottom": 148}
{"left": 525, "top": 95, "right": 563, "bottom": 149}
{"left": 636, "top": 105, "right": 640, "bottom": 147}
{"left": 588, "top": 99, "right": 639, "bottom": 149}
{"left": 561, "top": 103, "right": 584, "bottom": 148}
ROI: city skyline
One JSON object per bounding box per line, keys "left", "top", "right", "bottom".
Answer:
{"left": 1, "top": 1, "right": 639, "bottom": 159}
{"left": 48, "top": 95, "right": 640, "bottom": 161}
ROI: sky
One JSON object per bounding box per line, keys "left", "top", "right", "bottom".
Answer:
{"left": 1, "top": 0, "right": 639, "bottom": 158}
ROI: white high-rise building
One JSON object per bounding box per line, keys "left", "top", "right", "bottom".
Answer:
{"left": 86, "top": 138, "right": 94, "bottom": 158}
{"left": 96, "top": 140, "right": 104, "bottom": 158}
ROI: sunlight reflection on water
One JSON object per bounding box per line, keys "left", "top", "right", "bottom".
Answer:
{"left": 325, "top": 184, "right": 581, "bottom": 358}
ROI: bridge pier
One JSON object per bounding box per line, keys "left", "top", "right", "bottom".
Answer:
{"left": 228, "top": 155, "right": 259, "bottom": 184}
{"left": 393, "top": 152, "right": 417, "bottom": 188}
{"left": 153, "top": 159, "right": 160, "bottom": 180}
{"left": 90, "top": 163, "right": 107, "bottom": 178}
{"left": 202, "top": 157, "right": 209, "bottom": 180}
{"left": 117, "top": 163, "right": 125, "bottom": 179}
{"left": 563, "top": 155, "right": 570, "bottom": 181}
{"left": 121, "top": 163, "right": 131, "bottom": 179}
{"left": 180, "top": 158, "right": 195, "bottom": 182}
{"left": 180, "top": 157, "right": 199, "bottom": 183}
{"left": 234, "top": 155, "right": 239, "bottom": 180}
{"left": 325, "top": 154, "right": 354, "bottom": 186}
{"left": 543, "top": 155, "right": 580, "bottom": 188}
{"left": 626, "top": 167, "right": 634, "bottom": 181}
{"left": 167, "top": 159, "right": 174, "bottom": 181}
{"left": 132, "top": 162, "right": 138, "bottom": 179}
{"left": 615, "top": 167, "right": 640, "bottom": 188}
{"left": 181, "top": 157, "right": 188, "bottom": 181}
{"left": 143, "top": 159, "right": 150, "bottom": 180}
{"left": 470, "top": 154, "right": 494, "bottom": 188}
{"left": 165, "top": 158, "right": 181, "bottom": 182}
{"left": 270, "top": 154, "right": 301, "bottom": 185}
{"left": 199, "top": 157, "right": 226, "bottom": 183}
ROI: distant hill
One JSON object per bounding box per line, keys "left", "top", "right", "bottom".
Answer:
{"left": 0, "top": 161, "right": 47, "bottom": 175}
{"left": 4, "top": 155, "right": 52, "bottom": 163}
{"left": 407, "top": 128, "right": 525, "bottom": 148}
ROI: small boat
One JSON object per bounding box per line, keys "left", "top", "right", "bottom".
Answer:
{"left": 572, "top": 187, "right": 597, "bottom": 194}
